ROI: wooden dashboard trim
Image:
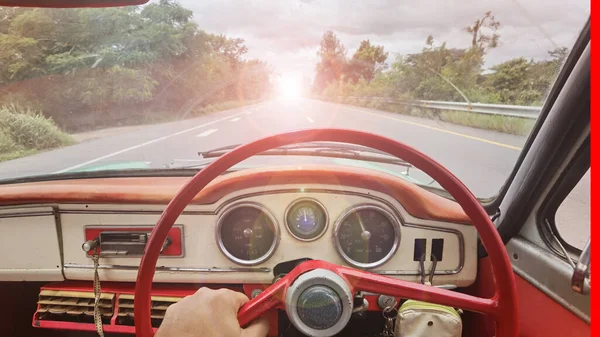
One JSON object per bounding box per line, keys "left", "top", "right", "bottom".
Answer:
{"left": 0, "top": 165, "right": 471, "bottom": 224}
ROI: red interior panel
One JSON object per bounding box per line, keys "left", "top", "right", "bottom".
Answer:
{"left": 514, "top": 274, "right": 589, "bottom": 337}
{"left": 463, "top": 257, "right": 590, "bottom": 337}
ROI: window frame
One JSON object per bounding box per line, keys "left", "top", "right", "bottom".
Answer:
{"left": 481, "top": 18, "right": 590, "bottom": 215}
{"left": 538, "top": 137, "right": 590, "bottom": 256}
{"left": 478, "top": 19, "right": 590, "bottom": 257}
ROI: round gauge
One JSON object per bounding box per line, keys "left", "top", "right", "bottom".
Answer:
{"left": 285, "top": 199, "right": 328, "bottom": 241}
{"left": 216, "top": 203, "right": 278, "bottom": 265}
{"left": 334, "top": 205, "right": 400, "bottom": 269}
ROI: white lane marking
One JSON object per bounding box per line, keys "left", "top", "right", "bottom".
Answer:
{"left": 195, "top": 129, "right": 218, "bottom": 137}
{"left": 230, "top": 117, "right": 241, "bottom": 122}
{"left": 306, "top": 117, "right": 314, "bottom": 124}
{"left": 55, "top": 109, "right": 250, "bottom": 173}
{"left": 246, "top": 111, "right": 253, "bottom": 115}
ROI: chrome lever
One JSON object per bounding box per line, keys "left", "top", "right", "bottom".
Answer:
{"left": 571, "top": 239, "right": 590, "bottom": 295}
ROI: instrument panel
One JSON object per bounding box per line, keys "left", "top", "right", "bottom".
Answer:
{"left": 216, "top": 201, "right": 404, "bottom": 269}
{"left": 51, "top": 185, "right": 478, "bottom": 287}
{"left": 0, "top": 171, "right": 478, "bottom": 287}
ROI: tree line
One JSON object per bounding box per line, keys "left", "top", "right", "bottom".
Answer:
{"left": 0, "top": 0, "right": 271, "bottom": 131}
{"left": 313, "top": 11, "right": 568, "bottom": 106}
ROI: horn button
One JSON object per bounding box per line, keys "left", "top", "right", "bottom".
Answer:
{"left": 285, "top": 269, "right": 353, "bottom": 336}
{"left": 297, "top": 285, "right": 343, "bottom": 329}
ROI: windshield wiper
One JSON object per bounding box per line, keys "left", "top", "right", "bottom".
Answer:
{"left": 197, "top": 142, "right": 413, "bottom": 169}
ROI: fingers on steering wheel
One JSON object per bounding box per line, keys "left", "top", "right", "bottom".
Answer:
{"left": 210, "top": 288, "right": 251, "bottom": 309}
{"left": 193, "top": 287, "right": 250, "bottom": 310}
{"left": 241, "top": 316, "right": 270, "bottom": 337}
{"left": 229, "top": 289, "right": 251, "bottom": 308}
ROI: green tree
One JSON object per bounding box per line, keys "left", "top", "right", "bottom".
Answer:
{"left": 465, "top": 11, "right": 501, "bottom": 53}
{"left": 316, "top": 11, "right": 567, "bottom": 107}
{"left": 208, "top": 34, "right": 249, "bottom": 67}
{"left": 313, "top": 31, "right": 346, "bottom": 93}
{"left": 391, "top": 36, "right": 483, "bottom": 101}
{"left": 0, "top": 1, "right": 271, "bottom": 131}
{"left": 485, "top": 57, "right": 531, "bottom": 104}
{"left": 345, "top": 39, "right": 388, "bottom": 83}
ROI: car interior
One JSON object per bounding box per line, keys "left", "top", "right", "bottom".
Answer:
{"left": 0, "top": 1, "right": 590, "bottom": 337}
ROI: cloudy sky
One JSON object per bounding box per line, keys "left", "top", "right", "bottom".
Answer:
{"left": 179, "top": 0, "right": 589, "bottom": 79}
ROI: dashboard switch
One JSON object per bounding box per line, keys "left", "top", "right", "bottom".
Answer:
{"left": 413, "top": 239, "right": 426, "bottom": 261}
{"left": 432, "top": 238, "right": 444, "bottom": 261}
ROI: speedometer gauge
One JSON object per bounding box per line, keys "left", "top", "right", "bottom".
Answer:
{"left": 217, "top": 203, "right": 279, "bottom": 265}
{"left": 334, "top": 205, "right": 400, "bottom": 269}
{"left": 285, "top": 198, "right": 328, "bottom": 241}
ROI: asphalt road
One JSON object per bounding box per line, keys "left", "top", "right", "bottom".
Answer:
{"left": 0, "top": 98, "right": 588, "bottom": 248}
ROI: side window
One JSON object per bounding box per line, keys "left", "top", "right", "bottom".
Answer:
{"left": 555, "top": 169, "right": 590, "bottom": 250}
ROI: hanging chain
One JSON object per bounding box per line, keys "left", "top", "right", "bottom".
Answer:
{"left": 92, "top": 248, "right": 105, "bottom": 337}
{"left": 380, "top": 305, "right": 398, "bottom": 337}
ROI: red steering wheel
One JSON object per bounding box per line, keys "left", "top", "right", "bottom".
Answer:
{"left": 134, "top": 129, "right": 518, "bottom": 337}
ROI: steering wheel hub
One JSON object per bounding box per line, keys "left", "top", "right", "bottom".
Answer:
{"left": 297, "top": 286, "right": 342, "bottom": 329}
{"left": 285, "top": 269, "right": 353, "bottom": 336}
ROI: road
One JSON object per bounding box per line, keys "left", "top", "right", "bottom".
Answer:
{"left": 0, "top": 98, "right": 588, "bottom": 248}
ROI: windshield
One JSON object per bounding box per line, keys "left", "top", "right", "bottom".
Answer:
{"left": 0, "top": 1, "right": 589, "bottom": 198}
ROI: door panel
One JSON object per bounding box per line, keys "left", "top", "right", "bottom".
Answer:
{"left": 515, "top": 274, "right": 589, "bottom": 337}
{"left": 507, "top": 237, "right": 590, "bottom": 337}
{"left": 464, "top": 247, "right": 589, "bottom": 337}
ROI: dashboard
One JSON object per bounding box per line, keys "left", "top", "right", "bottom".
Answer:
{"left": 0, "top": 165, "right": 478, "bottom": 287}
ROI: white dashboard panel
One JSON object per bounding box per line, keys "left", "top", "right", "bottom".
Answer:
{"left": 58, "top": 184, "right": 478, "bottom": 287}
{"left": 0, "top": 206, "right": 63, "bottom": 281}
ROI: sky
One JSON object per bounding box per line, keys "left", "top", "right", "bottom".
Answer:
{"left": 179, "top": 0, "right": 589, "bottom": 80}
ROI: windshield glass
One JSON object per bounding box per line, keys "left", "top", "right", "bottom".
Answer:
{"left": 0, "top": 1, "right": 589, "bottom": 198}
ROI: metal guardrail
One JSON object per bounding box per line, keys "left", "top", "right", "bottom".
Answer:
{"left": 342, "top": 96, "right": 542, "bottom": 119}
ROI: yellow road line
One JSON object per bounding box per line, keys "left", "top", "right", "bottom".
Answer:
{"left": 360, "top": 110, "right": 523, "bottom": 151}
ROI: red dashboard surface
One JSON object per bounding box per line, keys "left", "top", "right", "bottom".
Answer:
{"left": 0, "top": 165, "right": 471, "bottom": 224}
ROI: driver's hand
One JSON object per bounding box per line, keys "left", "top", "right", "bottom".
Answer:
{"left": 155, "top": 287, "right": 269, "bottom": 337}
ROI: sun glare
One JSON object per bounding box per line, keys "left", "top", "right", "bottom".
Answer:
{"left": 278, "top": 73, "right": 303, "bottom": 100}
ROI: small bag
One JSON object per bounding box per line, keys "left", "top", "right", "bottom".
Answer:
{"left": 395, "top": 300, "right": 462, "bottom": 337}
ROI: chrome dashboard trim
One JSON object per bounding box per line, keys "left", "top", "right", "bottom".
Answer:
{"left": 283, "top": 197, "right": 329, "bottom": 242}
{"left": 64, "top": 264, "right": 271, "bottom": 273}
{"left": 333, "top": 204, "right": 401, "bottom": 269}
{"left": 0, "top": 210, "right": 55, "bottom": 218}
{"left": 215, "top": 202, "right": 280, "bottom": 266}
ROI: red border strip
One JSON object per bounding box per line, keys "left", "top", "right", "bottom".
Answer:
{"left": 590, "top": 1, "right": 597, "bottom": 335}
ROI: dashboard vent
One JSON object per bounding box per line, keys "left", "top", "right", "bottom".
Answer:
{"left": 36, "top": 289, "right": 114, "bottom": 324}
{"left": 117, "top": 294, "right": 182, "bottom": 327}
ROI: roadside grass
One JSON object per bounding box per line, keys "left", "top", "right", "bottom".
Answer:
{"left": 195, "top": 100, "right": 259, "bottom": 115}
{"left": 330, "top": 98, "right": 535, "bottom": 136}
{"left": 0, "top": 149, "right": 40, "bottom": 162}
{"left": 0, "top": 99, "right": 263, "bottom": 162}
{"left": 0, "top": 104, "right": 76, "bottom": 162}
{"left": 438, "top": 110, "right": 536, "bottom": 135}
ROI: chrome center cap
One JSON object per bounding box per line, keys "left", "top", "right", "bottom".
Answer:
{"left": 297, "top": 285, "right": 343, "bottom": 329}
{"left": 285, "top": 269, "right": 353, "bottom": 337}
